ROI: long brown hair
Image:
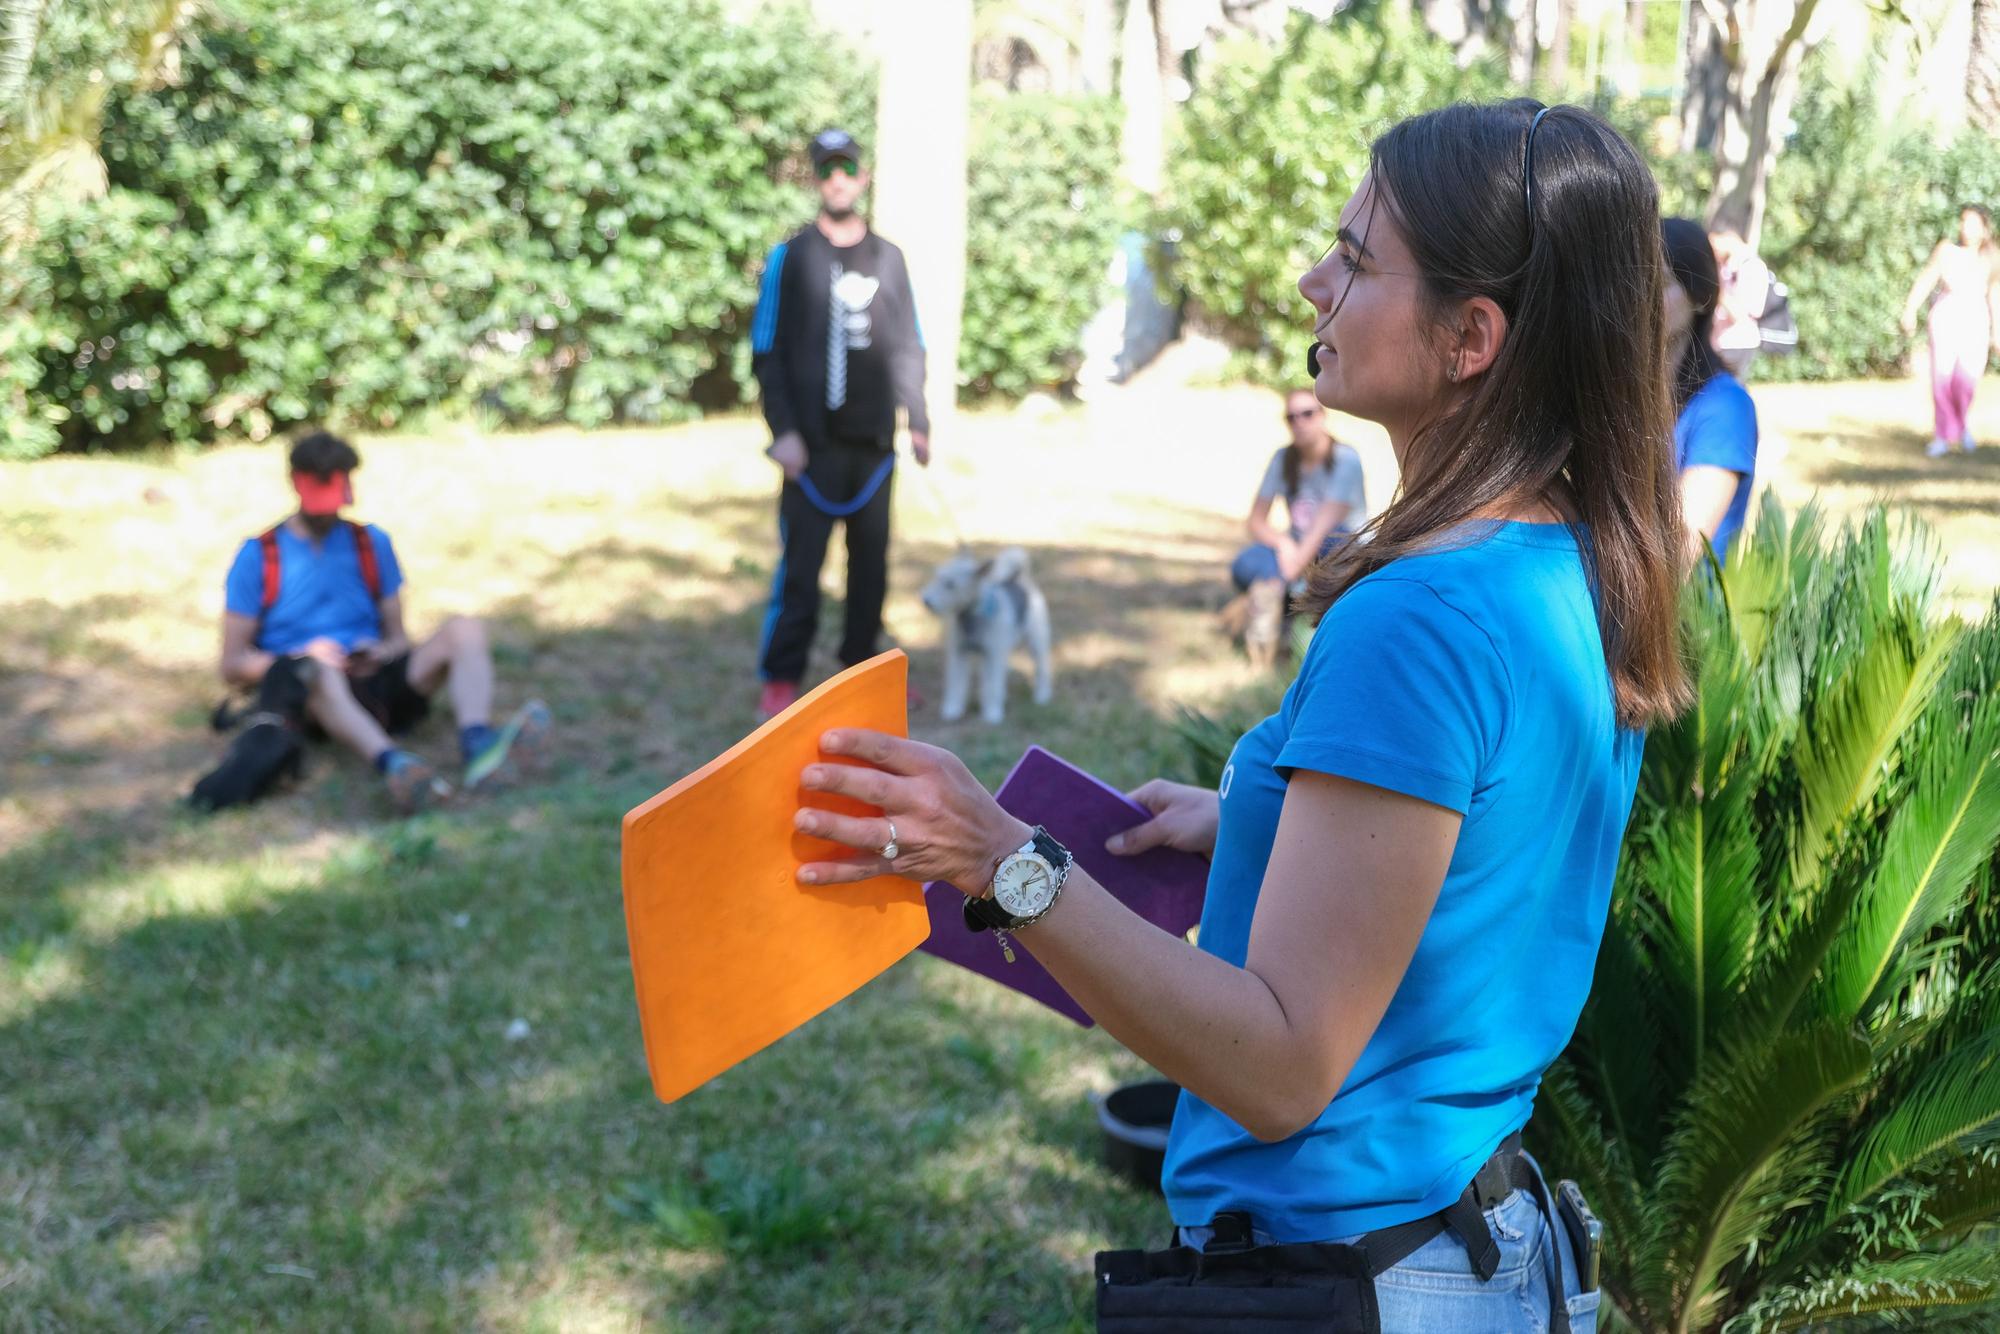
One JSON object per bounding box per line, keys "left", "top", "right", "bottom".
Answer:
{"left": 1299, "top": 101, "right": 1690, "bottom": 730}
{"left": 1660, "top": 217, "right": 1726, "bottom": 413}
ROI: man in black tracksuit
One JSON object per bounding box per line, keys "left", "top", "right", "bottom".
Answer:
{"left": 750, "top": 127, "right": 931, "bottom": 719}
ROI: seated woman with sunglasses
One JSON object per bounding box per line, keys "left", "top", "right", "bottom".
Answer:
{"left": 1223, "top": 388, "right": 1368, "bottom": 665}
{"left": 794, "top": 101, "right": 1687, "bottom": 1331}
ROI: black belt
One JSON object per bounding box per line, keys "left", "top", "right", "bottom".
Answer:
{"left": 1194, "top": 1133, "right": 1570, "bottom": 1334}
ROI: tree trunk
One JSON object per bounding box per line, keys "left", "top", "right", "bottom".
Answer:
{"left": 1614, "top": 0, "right": 1644, "bottom": 98}
{"left": 1679, "top": 4, "right": 1727, "bottom": 153}
{"left": 873, "top": 0, "right": 973, "bottom": 416}
{"left": 1702, "top": 0, "right": 1821, "bottom": 247}
{"left": 1118, "top": 0, "right": 1165, "bottom": 196}
{"left": 1507, "top": 0, "right": 1539, "bottom": 86}
{"left": 1081, "top": 0, "right": 1117, "bottom": 93}
{"left": 1549, "top": 0, "right": 1575, "bottom": 93}
{"left": 1973, "top": 0, "right": 2000, "bottom": 136}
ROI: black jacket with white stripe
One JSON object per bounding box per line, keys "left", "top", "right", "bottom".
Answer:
{"left": 749, "top": 224, "right": 930, "bottom": 449}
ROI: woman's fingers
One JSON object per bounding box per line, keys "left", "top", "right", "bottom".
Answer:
{"left": 795, "top": 806, "right": 892, "bottom": 853}
{"left": 1107, "top": 817, "right": 1170, "bottom": 856}
{"left": 797, "top": 856, "right": 891, "bottom": 886}
{"left": 801, "top": 760, "right": 905, "bottom": 808}
{"left": 820, "top": 728, "right": 935, "bottom": 776}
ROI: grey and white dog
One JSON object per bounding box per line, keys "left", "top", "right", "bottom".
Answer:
{"left": 919, "top": 546, "right": 1054, "bottom": 724}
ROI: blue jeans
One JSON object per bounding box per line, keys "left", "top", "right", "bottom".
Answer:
{"left": 1230, "top": 533, "right": 1349, "bottom": 592}
{"left": 1174, "top": 1180, "right": 1600, "bottom": 1333}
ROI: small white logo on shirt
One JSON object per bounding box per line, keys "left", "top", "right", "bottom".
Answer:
{"left": 1218, "top": 763, "right": 1235, "bottom": 801}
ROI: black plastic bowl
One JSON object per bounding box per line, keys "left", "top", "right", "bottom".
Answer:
{"left": 1099, "top": 1079, "right": 1180, "bottom": 1192}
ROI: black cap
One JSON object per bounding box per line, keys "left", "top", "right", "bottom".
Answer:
{"left": 810, "top": 128, "right": 862, "bottom": 168}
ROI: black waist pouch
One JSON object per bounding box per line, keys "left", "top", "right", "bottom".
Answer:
{"left": 1094, "top": 1240, "right": 1380, "bottom": 1332}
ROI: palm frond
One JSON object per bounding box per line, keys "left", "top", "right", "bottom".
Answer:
{"left": 1911, "top": 1151, "right": 2000, "bottom": 1245}
{"left": 1722, "top": 1243, "right": 2000, "bottom": 1331}
{"left": 1529, "top": 1063, "right": 1665, "bottom": 1317}
{"left": 1790, "top": 600, "right": 1960, "bottom": 892}
{"left": 1575, "top": 886, "right": 1676, "bottom": 1164}
{"left": 1658, "top": 1025, "right": 1872, "bottom": 1324}
{"left": 1645, "top": 759, "right": 1763, "bottom": 1076}
{"left": 1814, "top": 687, "right": 2000, "bottom": 1022}
{"left": 1718, "top": 493, "right": 1826, "bottom": 668}
{"left": 1828, "top": 1026, "right": 2000, "bottom": 1221}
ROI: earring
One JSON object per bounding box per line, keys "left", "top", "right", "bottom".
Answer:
{"left": 1447, "top": 358, "right": 1460, "bottom": 383}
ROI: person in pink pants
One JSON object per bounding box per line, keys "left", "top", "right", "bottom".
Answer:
{"left": 1902, "top": 205, "right": 2000, "bottom": 457}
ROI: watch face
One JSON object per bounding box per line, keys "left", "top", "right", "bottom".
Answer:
{"left": 994, "top": 854, "right": 1057, "bottom": 919}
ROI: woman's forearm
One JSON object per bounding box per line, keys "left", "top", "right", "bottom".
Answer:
{"left": 1014, "top": 868, "right": 1330, "bottom": 1142}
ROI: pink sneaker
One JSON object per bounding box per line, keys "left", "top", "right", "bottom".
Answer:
{"left": 757, "top": 680, "right": 800, "bottom": 722}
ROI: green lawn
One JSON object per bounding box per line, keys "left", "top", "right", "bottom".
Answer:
{"left": 4, "top": 373, "right": 1998, "bottom": 1329}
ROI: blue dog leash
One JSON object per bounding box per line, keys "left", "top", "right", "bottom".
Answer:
{"left": 795, "top": 452, "right": 897, "bottom": 518}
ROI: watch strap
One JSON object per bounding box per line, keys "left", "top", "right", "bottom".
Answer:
{"left": 963, "top": 826, "right": 1072, "bottom": 931}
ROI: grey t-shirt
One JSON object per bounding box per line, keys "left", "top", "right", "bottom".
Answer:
{"left": 1257, "top": 443, "right": 1366, "bottom": 542}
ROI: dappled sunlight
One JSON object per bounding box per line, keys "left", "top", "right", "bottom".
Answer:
{"left": 110, "top": 1205, "right": 203, "bottom": 1285}
{"left": 468, "top": 1238, "right": 722, "bottom": 1331}
{"left": 7, "top": 380, "right": 2000, "bottom": 1326}
{"left": 0, "top": 943, "right": 85, "bottom": 1023}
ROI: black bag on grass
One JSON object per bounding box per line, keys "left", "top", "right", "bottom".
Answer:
{"left": 188, "top": 656, "right": 316, "bottom": 812}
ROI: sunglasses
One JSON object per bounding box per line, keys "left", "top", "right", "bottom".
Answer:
{"left": 1285, "top": 408, "right": 1321, "bottom": 422}
{"left": 816, "top": 159, "right": 860, "bottom": 180}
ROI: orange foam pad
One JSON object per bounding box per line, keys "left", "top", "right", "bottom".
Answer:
{"left": 620, "top": 650, "right": 929, "bottom": 1103}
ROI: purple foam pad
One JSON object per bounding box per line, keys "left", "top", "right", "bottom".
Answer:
{"left": 921, "top": 745, "right": 1210, "bottom": 1026}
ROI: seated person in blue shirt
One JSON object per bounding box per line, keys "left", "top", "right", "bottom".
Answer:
{"left": 1662, "top": 217, "right": 1760, "bottom": 563}
{"left": 787, "top": 103, "right": 1689, "bottom": 1329}
{"left": 219, "top": 431, "right": 549, "bottom": 813}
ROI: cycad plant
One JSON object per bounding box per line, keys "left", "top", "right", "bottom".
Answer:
{"left": 0, "top": 0, "right": 200, "bottom": 248}
{"left": 1533, "top": 498, "right": 2000, "bottom": 1332}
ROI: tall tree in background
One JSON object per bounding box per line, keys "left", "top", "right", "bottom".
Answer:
{"left": 1118, "top": 0, "right": 1170, "bottom": 195}
{"left": 1507, "top": 0, "right": 1539, "bottom": 84}
{"left": 874, "top": 0, "right": 974, "bottom": 415}
{"left": 1684, "top": 0, "right": 1824, "bottom": 245}
{"left": 1972, "top": 0, "right": 2000, "bottom": 134}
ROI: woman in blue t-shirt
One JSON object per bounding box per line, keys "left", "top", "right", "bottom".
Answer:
{"left": 793, "top": 101, "right": 1689, "bottom": 1331}
{"left": 1662, "top": 217, "right": 1761, "bottom": 563}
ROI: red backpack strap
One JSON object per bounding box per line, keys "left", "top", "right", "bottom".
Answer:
{"left": 259, "top": 525, "right": 284, "bottom": 613}
{"left": 348, "top": 519, "right": 382, "bottom": 602}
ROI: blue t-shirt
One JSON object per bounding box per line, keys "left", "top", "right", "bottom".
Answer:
{"left": 1162, "top": 522, "right": 1645, "bottom": 1242}
{"left": 223, "top": 521, "right": 405, "bottom": 654}
{"left": 1675, "top": 373, "right": 1759, "bottom": 560}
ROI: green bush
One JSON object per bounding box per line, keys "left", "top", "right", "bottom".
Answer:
{"left": 959, "top": 92, "right": 1124, "bottom": 400}
{"left": 7, "top": 0, "right": 868, "bottom": 456}
{"left": 1759, "top": 66, "right": 2000, "bottom": 382}
{"left": 1533, "top": 499, "right": 2000, "bottom": 1329}
{"left": 1159, "top": 10, "right": 1503, "bottom": 386}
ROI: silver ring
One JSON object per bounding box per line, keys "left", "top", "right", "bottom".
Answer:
{"left": 879, "top": 818, "right": 899, "bottom": 862}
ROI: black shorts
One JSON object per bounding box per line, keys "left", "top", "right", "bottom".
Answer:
{"left": 351, "top": 653, "right": 432, "bottom": 735}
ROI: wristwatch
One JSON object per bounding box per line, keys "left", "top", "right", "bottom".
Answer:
{"left": 963, "top": 826, "right": 1072, "bottom": 939}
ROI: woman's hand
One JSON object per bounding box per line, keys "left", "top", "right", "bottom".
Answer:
{"left": 795, "top": 729, "right": 1029, "bottom": 895}
{"left": 1106, "top": 780, "right": 1220, "bottom": 859}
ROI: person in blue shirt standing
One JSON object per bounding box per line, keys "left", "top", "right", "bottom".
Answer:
{"left": 219, "top": 431, "right": 549, "bottom": 813}
{"left": 789, "top": 101, "right": 1689, "bottom": 1330}
{"left": 1662, "top": 217, "right": 1760, "bottom": 563}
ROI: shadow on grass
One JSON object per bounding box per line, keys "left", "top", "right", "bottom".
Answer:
{"left": 0, "top": 519, "right": 1269, "bottom": 1327}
